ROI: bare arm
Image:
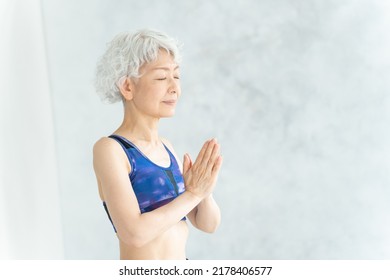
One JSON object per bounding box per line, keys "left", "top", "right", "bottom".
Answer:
{"left": 93, "top": 137, "right": 221, "bottom": 247}
{"left": 187, "top": 194, "right": 221, "bottom": 233}
{"left": 170, "top": 138, "right": 222, "bottom": 233}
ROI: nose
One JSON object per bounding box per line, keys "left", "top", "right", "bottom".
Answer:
{"left": 168, "top": 77, "right": 180, "bottom": 94}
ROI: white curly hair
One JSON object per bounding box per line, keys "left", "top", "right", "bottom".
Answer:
{"left": 94, "top": 29, "right": 182, "bottom": 104}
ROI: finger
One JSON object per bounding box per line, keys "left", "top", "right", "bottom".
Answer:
{"left": 200, "top": 138, "right": 217, "bottom": 167}
{"left": 211, "top": 155, "right": 223, "bottom": 175}
{"left": 183, "top": 154, "right": 190, "bottom": 174}
{"left": 186, "top": 153, "right": 193, "bottom": 170}
{"left": 188, "top": 154, "right": 193, "bottom": 168}
{"left": 208, "top": 142, "right": 220, "bottom": 167}
{"left": 194, "top": 140, "right": 210, "bottom": 166}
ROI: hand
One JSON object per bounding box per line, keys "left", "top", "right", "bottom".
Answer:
{"left": 183, "top": 139, "right": 223, "bottom": 200}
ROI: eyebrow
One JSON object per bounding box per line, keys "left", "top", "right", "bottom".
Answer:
{"left": 151, "top": 65, "right": 180, "bottom": 71}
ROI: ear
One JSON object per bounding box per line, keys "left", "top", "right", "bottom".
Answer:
{"left": 118, "top": 77, "right": 135, "bottom": 101}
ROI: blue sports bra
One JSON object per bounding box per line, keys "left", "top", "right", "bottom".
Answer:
{"left": 103, "top": 134, "right": 186, "bottom": 232}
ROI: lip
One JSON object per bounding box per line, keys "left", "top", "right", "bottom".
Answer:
{"left": 162, "top": 100, "right": 177, "bottom": 105}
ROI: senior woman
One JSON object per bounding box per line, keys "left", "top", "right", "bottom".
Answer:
{"left": 93, "top": 29, "right": 223, "bottom": 260}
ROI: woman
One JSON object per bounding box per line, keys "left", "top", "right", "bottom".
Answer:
{"left": 93, "top": 29, "right": 223, "bottom": 260}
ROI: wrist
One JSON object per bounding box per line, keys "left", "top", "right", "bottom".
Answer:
{"left": 185, "top": 190, "right": 204, "bottom": 203}
{"left": 199, "top": 193, "right": 213, "bottom": 205}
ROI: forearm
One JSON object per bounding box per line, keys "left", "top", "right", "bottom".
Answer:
{"left": 121, "top": 191, "right": 201, "bottom": 247}
{"left": 193, "top": 194, "right": 221, "bottom": 233}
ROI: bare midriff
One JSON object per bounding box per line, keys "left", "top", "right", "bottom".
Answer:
{"left": 118, "top": 220, "right": 188, "bottom": 260}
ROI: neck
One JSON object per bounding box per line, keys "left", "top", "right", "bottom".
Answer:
{"left": 116, "top": 102, "right": 161, "bottom": 144}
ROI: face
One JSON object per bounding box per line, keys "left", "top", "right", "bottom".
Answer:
{"left": 129, "top": 49, "right": 181, "bottom": 118}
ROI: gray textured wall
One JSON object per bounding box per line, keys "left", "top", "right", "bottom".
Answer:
{"left": 42, "top": 0, "right": 390, "bottom": 259}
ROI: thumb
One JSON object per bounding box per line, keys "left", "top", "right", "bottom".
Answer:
{"left": 183, "top": 153, "right": 190, "bottom": 174}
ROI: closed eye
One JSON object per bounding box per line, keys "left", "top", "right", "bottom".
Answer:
{"left": 156, "top": 77, "right": 180, "bottom": 80}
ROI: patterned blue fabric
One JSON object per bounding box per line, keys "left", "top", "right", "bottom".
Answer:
{"left": 103, "top": 134, "right": 186, "bottom": 232}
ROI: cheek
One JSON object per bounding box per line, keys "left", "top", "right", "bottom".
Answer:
{"left": 136, "top": 83, "right": 156, "bottom": 96}
{"left": 134, "top": 85, "right": 164, "bottom": 106}
{"left": 146, "top": 85, "right": 166, "bottom": 100}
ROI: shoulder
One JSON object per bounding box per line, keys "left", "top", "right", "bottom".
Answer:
{"left": 160, "top": 137, "right": 175, "bottom": 152}
{"left": 93, "top": 137, "right": 121, "bottom": 157}
{"left": 160, "top": 137, "right": 179, "bottom": 159}
{"left": 93, "top": 137, "right": 129, "bottom": 170}
{"left": 160, "top": 137, "right": 183, "bottom": 168}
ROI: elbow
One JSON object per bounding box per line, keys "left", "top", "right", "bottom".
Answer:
{"left": 202, "top": 224, "right": 219, "bottom": 234}
{"left": 200, "top": 219, "right": 220, "bottom": 234}
{"left": 199, "top": 213, "right": 221, "bottom": 234}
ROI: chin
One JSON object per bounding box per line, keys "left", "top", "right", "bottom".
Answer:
{"left": 160, "top": 109, "right": 176, "bottom": 118}
{"left": 161, "top": 113, "right": 176, "bottom": 118}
